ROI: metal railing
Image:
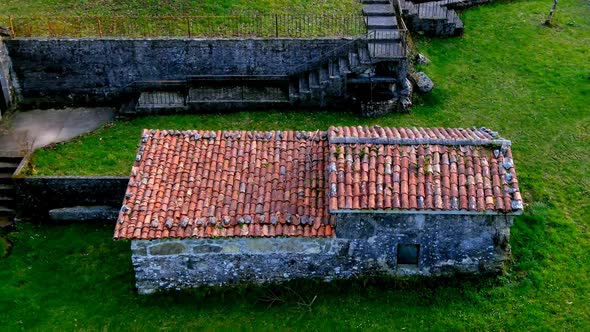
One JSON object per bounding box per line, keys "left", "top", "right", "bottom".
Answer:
{"left": 290, "top": 28, "right": 408, "bottom": 76}
{"left": 289, "top": 34, "right": 369, "bottom": 75}
{"left": 1, "top": 14, "right": 367, "bottom": 38}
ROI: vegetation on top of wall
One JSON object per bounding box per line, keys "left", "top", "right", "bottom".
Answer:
{"left": 0, "top": 0, "right": 362, "bottom": 17}
{"left": 3, "top": 0, "right": 590, "bottom": 330}
{"left": 0, "top": 0, "right": 364, "bottom": 38}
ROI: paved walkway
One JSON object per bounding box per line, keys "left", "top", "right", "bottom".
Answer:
{"left": 0, "top": 108, "right": 115, "bottom": 155}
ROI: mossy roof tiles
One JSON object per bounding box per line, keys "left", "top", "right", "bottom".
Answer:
{"left": 114, "top": 126, "right": 522, "bottom": 240}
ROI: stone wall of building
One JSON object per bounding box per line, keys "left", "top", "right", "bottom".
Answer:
{"left": 4, "top": 38, "right": 352, "bottom": 108}
{"left": 131, "top": 213, "right": 513, "bottom": 294}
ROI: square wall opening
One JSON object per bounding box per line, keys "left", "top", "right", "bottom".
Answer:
{"left": 397, "top": 244, "right": 420, "bottom": 265}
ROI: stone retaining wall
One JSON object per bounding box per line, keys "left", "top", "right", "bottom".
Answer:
{"left": 131, "top": 213, "right": 513, "bottom": 294}
{"left": 0, "top": 38, "right": 17, "bottom": 113}
{"left": 14, "top": 176, "right": 128, "bottom": 219}
{"left": 4, "top": 38, "right": 352, "bottom": 108}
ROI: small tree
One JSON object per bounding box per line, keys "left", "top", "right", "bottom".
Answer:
{"left": 544, "top": 0, "right": 559, "bottom": 26}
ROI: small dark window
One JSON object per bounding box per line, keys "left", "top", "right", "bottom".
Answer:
{"left": 397, "top": 244, "right": 420, "bottom": 265}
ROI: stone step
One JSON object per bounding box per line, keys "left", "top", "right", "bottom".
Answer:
{"left": 0, "top": 206, "right": 16, "bottom": 217}
{"left": 0, "top": 174, "right": 13, "bottom": 183}
{"left": 360, "top": 0, "right": 391, "bottom": 4}
{"left": 319, "top": 67, "right": 330, "bottom": 84}
{"left": 0, "top": 184, "right": 14, "bottom": 194}
{"left": 369, "top": 29, "right": 403, "bottom": 41}
{"left": 289, "top": 81, "right": 300, "bottom": 98}
{"left": 0, "top": 161, "right": 19, "bottom": 173}
{"left": 349, "top": 52, "right": 360, "bottom": 69}
{"left": 298, "top": 75, "right": 311, "bottom": 93}
{"left": 358, "top": 47, "right": 372, "bottom": 65}
{"left": 348, "top": 75, "right": 397, "bottom": 84}
{"left": 309, "top": 71, "right": 320, "bottom": 89}
{"left": 339, "top": 57, "right": 351, "bottom": 75}
{"left": 137, "top": 91, "right": 186, "bottom": 108}
{"left": 366, "top": 15, "right": 398, "bottom": 29}
{"left": 329, "top": 61, "right": 341, "bottom": 79}
{"left": 0, "top": 196, "right": 15, "bottom": 208}
{"left": 417, "top": 3, "right": 449, "bottom": 19}
{"left": 188, "top": 86, "right": 289, "bottom": 103}
{"left": 368, "top": 41, "right": 406, "bottom": 59}
{"left": 0, "top": 155, "right": 23, "bottom": 164}
{"left": 400, "top": 0, "right": 419, "bottom": 16}
{"left": 362, "top": 4, "right": 395, "bottom": 16}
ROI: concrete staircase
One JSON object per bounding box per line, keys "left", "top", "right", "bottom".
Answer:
{"left": 122, "top": 76, "right": 291, "bottom": 115}
{"left": 123, "top": 1, "right": 409, "bottom": 114}
{"left": 400, "top": 0, "right": 465, "bottom": 36}
{"left": 289, "top": 0, "right": 406, "bottom": 107}
{"left": 0, "top": 154, "right": 20, "bottom": 227}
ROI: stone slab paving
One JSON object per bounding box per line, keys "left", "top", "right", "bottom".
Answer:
{"left": 0, "top": 107, "right": 115, "bottom": 155}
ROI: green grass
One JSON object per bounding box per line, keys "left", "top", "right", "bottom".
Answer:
{"left": 0, "top": 0, "right": 360, "bottom": 17}
{"left": 0, "top": 0, "right": 364, "bottom": 38}
{"left": 3, "top": 0, "right": 590, "bottom": 330}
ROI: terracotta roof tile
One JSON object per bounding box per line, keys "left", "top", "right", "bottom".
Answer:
{"left": 114, "top": 129, "right": 331, "bottom": 240}
{"left": 327, "top": 126, "right": 522, "bottom": 214}
{"left": 115, "top": 126, "right": 523, "bottom": 240}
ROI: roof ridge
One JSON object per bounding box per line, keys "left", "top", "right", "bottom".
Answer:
{"left": 327, "top": 126, "right": 509, "bottom": 146}
{"left": 328, "top": 136, "right": 512, "bottom": 146}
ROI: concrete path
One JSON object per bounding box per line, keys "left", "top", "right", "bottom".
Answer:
{"left": 0, "top": 108, "right": 115, "bottom": 155}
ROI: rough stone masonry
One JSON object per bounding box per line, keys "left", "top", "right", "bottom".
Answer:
{"left": 115, "top": 127, "right": 522, "bottom": 294}
{"left": 132, "top": 213, "right": 513, "bottom": 294}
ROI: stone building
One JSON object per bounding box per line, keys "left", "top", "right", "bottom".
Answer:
{"left": 114, "top": 126, "right": 522, "bottom": 294}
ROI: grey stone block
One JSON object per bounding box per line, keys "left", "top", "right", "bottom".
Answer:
{"left": 48, "top": 205, "right": 119, "bottom": 222}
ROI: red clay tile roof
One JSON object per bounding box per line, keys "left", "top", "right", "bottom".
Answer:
{"left": 115, "top": 126, "right": 522, "bottom": 240}
{"left": 327, "top": 126, "right": 522, "bottom": 213}
{"left": 114, "top": 129, "right": 334, "bottom": 240}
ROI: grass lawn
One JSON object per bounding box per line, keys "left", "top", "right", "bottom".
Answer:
{"left": 2, "top": 0, "right": 590, "bottom": 330}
